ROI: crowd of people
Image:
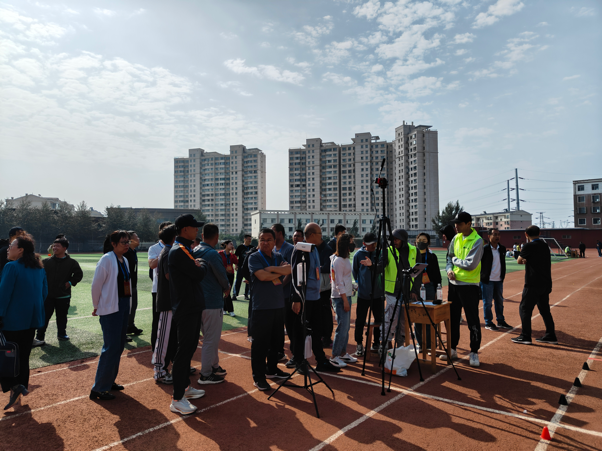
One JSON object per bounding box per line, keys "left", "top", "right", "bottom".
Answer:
{"left": 0, "top": 212, "right": 558, "bottom": 414}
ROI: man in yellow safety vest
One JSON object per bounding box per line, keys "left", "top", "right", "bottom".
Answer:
{"left": 443, "top": 212, "right": 484, "bottom": 368}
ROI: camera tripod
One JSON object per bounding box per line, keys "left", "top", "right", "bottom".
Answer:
{"left": 268, "top": 251, "right": 335, "bottom": 418}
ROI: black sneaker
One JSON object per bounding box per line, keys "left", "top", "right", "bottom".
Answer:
{"left": 127, "top": 326, "right": 143, "bottom": 336}
{"left": 497, "top": 321, "right": 513, "bottom": 329}
{"left": 316, "top": 360, "right": 341, "bottom": 373}
{"left": 197, "top": 373, "right": 225, "bottom": 384}
{"left": 189, "top": 367, "right": 197, "bottom": 375}
{"left": 126, "top": 337, "right": 133, "bottom": 343}
{"left": 511, "top": 336, "right": 532, "bottom": 345}
{"left": 485, "top": 324, "right": 498, "bottom": 331}
{"left": 57, "top": 335, "right": 70, "bottom": 341}
{"left": 296, "top": 362, "right": 310, "bottom": 376}
{"left": 265, "top": 368, "right": 290, "bottom": 379}
{"left": 535, "top": 336, "right": 558, "bottom": 344}
{"left": 276, "top": 351, "right": 287, "bottom": 362}
{"left": 253, "top": 380, "right": 271, "bottom": 391}
{"left": 212, "top": 366, "right": 227, "bottom": 376}
{"left": 285, "top": 358, "right": 298, "bottom": 368}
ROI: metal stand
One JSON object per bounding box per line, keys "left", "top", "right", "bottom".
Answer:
{"left": 268, "top": 252, "right": 335, "bottom": 418}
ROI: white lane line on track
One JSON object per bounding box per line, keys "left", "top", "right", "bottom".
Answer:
{"left": 309, "top": 274, "right": 602, "bottom": 451}
{"left": 535, "top": 336, "right": 602, "bottom": 450}
{"left": 322, "top": 373, "right": 602, "bottom": 439}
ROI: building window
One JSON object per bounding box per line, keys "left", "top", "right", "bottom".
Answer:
{"left": 593, "top": 207, "right": 601, "bottom": 214}
{"left": 578, "top": 218, "right": 586, "bottom": 225}
{"left": 593, "top": 195, "right": 600, "bottom": 203}
{"left": 594, "top": 218, "right": 601, "bottom": 225}
{"left": 562, "top": 235, "right": 571, "bottom": 239}
{"left": 593, "top": 184, "right": 599, "bottom": 190}
{"left": 577, "top": 196, "right": 585, "bottom": 202}
{"left": 577, "top": 185, "right": 584, "bottom": 191}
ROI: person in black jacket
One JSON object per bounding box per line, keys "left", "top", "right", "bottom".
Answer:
{"left": 35, "top": 236, "right": 83, "bottom": 344}
{"left": 233, "top": 234, "right": 253, "bottom": 300}
{"left": 413, "top": 233, "right": 441, "bottom": 349}
{"left": 125, "top": 231, "right": 142, "bottom": 336}
{"left": 168, "top": 214, "right": 208, "bottom": 416}
{"left": 578, "top": 242, "right": 586, "bottom": 258}
{"left": 317, "top": 228, "right": 335, "bottom": 348}
{"left": 480, "top": 228, "right": 512, "bottom": 331}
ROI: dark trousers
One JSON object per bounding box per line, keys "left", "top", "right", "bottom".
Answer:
{"left": 127, "top": 287, "right": 138, "bottom": 329}
{"left": 320, "top": 289, "right": 333, "bottom": 343}
{"left": 0, "top": 328, "right": 35, "bottom": 393}
{"left": 251, "top": 308, "right": 284, "bottom": 382}
{"left": 223, "top": 274, "right": 235, "bottom": 313}
{"left": 292, "top": 299, "right": 327, "bottom": 364}
{"left": 234, "top": 271, "right": 249, "bottom": 298}
{"left": 354, "top": 296, "right": 383, "bottom": 346}
{"left": 579, "top": 250, "right": 585, "bottom": 258}
{"left": 37, "top": 296, "right": 70, "bottom": 340}
{"left": 151, "top": 293, "right": 160, "bottom": 352}
{"left": 449, "top": 284, "right": 481, "bottom": 353}
{"left": 172, "top": 312, "right": 202, "bottom": 400}
{"left": 519, "top": 288, "right": 555, "bottom": 339}
{"left": 284, "top": 298, "right": 299, "bottom": 355}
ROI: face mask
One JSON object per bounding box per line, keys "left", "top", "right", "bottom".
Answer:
{"left": 348, "top": 243, "right": 356, "bottom": 252}
{"left": 417, "top": 242, "right": 428, "bottom": 251}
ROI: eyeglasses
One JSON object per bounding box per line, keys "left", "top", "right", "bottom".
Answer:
{"left": 119, "top": 240, "right": 131, "bottom": 245}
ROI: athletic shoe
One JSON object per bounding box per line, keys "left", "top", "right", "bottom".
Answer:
{"left": 232, "top": 295, "right": 238, "bottom": 300}
{"left": 356, "top": 344, "right": 365, "bottom": 357}
{"left": 535, "top": 335, "right": 558, "bottom": 344}
{"left": 285, "top": 358, "right": 298, "bottom": 368}
{"left": 485, "top": 324, "right": 498, "bottom": 331}
{"left": 341, "top": 353, "right": 358, "bottom": 363}
{"left": 254, "top": 380, "right": 271, "bottom": 391}
{"left": 265, "top": 368, "right": 290, "bottom": 379}
{"left": 439, "top": 349, "right": 458, "bottom": 361}
{"left": 212, "top": 366, "right": 227, "bottom": 376}
{"left": 89, "top": 390, "right": 115, "bottom": 401}
{"left": 497, "top": 321, "right": 513, "bottom": 329}
{"left": 170, "top": 398, "right": 197, "bottom": 415}
{"left": 296, "top": 363, "right": 310, "bottom": 376}
{"left": 469, "top": 352, "right": 480, "bottom": 367}
{"left": 229, "top": 312, "right": 236, "bottom": 317}
{"left": 4, "top": 385, "right": 28, "bottom": 410}
{"left": 244, "top": 295, "right": 250, "bottom": 301}
{"left": 189, "top": 367, "right": 197, "bottom": 375}
{"left": 126, "top": 337, "right": 133, "bottom": 343}
{"left": 370, "top": 344, "right": 380, "bottom": 353}
{"left": 184, "top": 386, "right": 205, "bottom": 399}
{"left": 197, "top": 373, "right": 224, "bottom": 385}
{"left": 32, "top": 338, "right": 45, "bottom": 347}
{"left": 329, "top": 356, "right": 348, "bottom": 368}
{"left": 316, "top": 360, "right": 341, "bottom": 372}
{"left": 127, "top": 326, "right": 143, "bottom": 336}
{"left": 156, "top": 373, "right": 173, "bottom": 384}
{"left": 511, "top": 336, "right": 532, "bottom": 345}
{"left": 57, "top": 335, "right": 70, "bottom": 341}
{"left": 276, "top": 351, "right": 287, "bottom": 362}
{"left": 247, "top": 336, "right": 253, "bottom": 343}
{"left": 111, "top": 383, "right": 124, "bottom": 391}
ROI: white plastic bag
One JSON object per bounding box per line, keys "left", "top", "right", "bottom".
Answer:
{"left": 384, "top": 344, "right": 416, "bottom": 377}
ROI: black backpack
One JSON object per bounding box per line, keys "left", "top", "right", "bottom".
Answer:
{"left": 239, "top": 247, "right": 258, "bottom": 282}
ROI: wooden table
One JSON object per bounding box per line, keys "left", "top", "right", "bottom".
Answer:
{"left": 403, "top": 301, "right": 451, "bottom": 373}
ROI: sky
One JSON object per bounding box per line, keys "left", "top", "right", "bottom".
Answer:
{"left": 0, "top": 0, "right": 600, "bottom": 227}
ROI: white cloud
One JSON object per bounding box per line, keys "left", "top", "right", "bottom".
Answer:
{"left": 218, "top": 81, "right": 252, "bottom": 96}
{"left": 0, "top": 7, "right": 70, "bottom": 45}
{"left": 452, "top": 33, "right": 476, "bottom": 44}
{"left": 131, "top": 8, "right": 146, "bottom": 16}
{"left": 447, "top": 81, "right": 460, "bottom": 90}
{"left": 458, "top": 102, "right": 468, "bottom": 108}
{"left": 547, "top": 97, "right": 561, "bottom": 105}
{"left": 473, "top": 0, "right": 524, "bottom": 29}
{"left": 455, "top": 49, "right": 468, "bottom": 56}
{"left": 93, "top": 8, "right": 116, "bottom": 17}
{"left": 359, "top": 31, "right": 388, "bottom": 46}
{"left": 261, "top": 22, "right": 275, "bottom": 33}
{"left": 260, "top": 42, "right": 270, "bottom": 48}
{"left": 570, "top": 7, "right": 596, "bottom": 17}
{"left": 353, "top": 0, "right": 381, "bottom": 20}
{"left": 464, "top": 57, "right": 476, "bottom": 63}
{"left": 220, "top": 32, "right": 238, "bottom": 39}
{"left": 293, "top": 17, "right": 334, "bottom": 46}
{"left": 224, "top": 58, "right": 305, "bottom": 85}
{"left": 537, "top": 21, "right": 548, "bottom": 27}
{"left": 455, "top": 127, "right": 494, "bottom": 140}
{"left": 398, "top": 76, "right": 442, "bottom": 97}
{"left": 562, "top": 75, "right": 580, "bottom": 81}
{"left": 378, "top": 100, "right": 431, "bottom": 124}
{"left": 371, "top": 64, "right": 383, "bottom": 72}
{"left": 316, "top": 39, "right": 357, "bottom": 64}
{"left": 322, "top": 72, "right": 357, "bottom": 86}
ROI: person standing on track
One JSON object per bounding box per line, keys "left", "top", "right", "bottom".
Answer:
{"left": 443, "top": 212, "right": 484, "bottom": 368}
{"left": 512, "top": 225, "right": 557, "bottom": 345}
{"left": 233, "top": 234, "right": 253, "bottom": 300}
{"left": 596, "top": 240, "right": 601, "bottom": 257}
{"left": 293, "top": 229, "right": 304, "bottom": 245}
{"left": 168, "top": 214, "right": 208, "bottom": 415}
{"left": 480, "top": 228, "right": 512, "bottom": 331}
{"left": 218, "top": 240, "right": 238, "bottom": 317}
{"left": 578, "top": 242, "right": 586, "bottom": 258}
{"left": 413, "top": 232, "right": 441, "bottom": 350}
{"left": 193, "top": 224, "right": 230, "bottom": 385}
{"left": 149, "top": 222, "right": 172, "bottom": 352}
{"left": 125, "top": 231, "right": 141, "bottom": 338}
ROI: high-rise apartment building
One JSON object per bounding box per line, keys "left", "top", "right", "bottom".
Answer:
{"left": 288, "top": 133, "right": 394, "bottom": 215}
{"left": 174, "top": 145, "right": 266, "bottom": 234}
{"left": 573, "top": 179, "right": 601, "bottom": 229}
{"left": 288, "top": 122, "right": 439, "bottom": 231}
{"left": 393, "top": 122, "right": 439, "bottom": 230}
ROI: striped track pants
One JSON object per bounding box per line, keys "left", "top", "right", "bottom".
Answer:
{"left": 152, "top": 310, "right": 173, "bottom": 379}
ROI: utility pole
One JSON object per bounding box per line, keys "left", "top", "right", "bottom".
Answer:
{"left": 507, "top": 180, "right": 511, "bottom": 212}
{"left": 515, "top": 168, "right": 520, "bottom": 210}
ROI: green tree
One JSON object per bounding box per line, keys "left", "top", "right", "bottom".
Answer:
{"left": 349, "top": 219, "right": 359, "bottom": 237}
{"left": 71, "top": 202, "right": 94, "bottom": 252}
{"left": 431, "top": 201, "right": 463, "bottom": 235}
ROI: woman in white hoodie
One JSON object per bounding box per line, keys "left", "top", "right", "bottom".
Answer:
{"left": 89, "top": 230, "right": 132, "bottom": 401}
{"left": 329, "top": 233, "right": 358, "bottom": 368}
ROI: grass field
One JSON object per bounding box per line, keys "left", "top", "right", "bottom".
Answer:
{"left": 29, "top": 249, "right": 568, "bottom": 369}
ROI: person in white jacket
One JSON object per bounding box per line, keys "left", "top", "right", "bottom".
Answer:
{"left": 329, "top": 233, "right": 358, "bottom": 368}
{"left": 89, "top": 230, "right": 133, "bottom": 401}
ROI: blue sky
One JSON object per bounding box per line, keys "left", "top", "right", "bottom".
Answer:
{"left": 0, "top": 0, "right": 600, "bottom": 227}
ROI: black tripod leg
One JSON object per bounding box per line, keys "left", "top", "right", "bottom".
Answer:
{"left": 361, "top": 304, "right": 373, "bottom": 376}
{"left": 268, "top": 365, "right": 301, "bottom": 400}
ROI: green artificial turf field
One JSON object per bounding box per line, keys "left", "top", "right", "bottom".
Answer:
{"left": 29, "top": 249, "right": 567, "bottom": 369}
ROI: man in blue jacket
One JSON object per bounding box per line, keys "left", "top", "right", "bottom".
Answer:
{"left": 192, "top": 224, "right": 230, "bottom": 385}
{"left": 352, "top": 232, "right": 383, "bottom": 356}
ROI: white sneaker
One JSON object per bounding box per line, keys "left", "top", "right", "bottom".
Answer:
{"left": 170, "top": 398, "right": 197, "bottom": 415}
{"left": 439, "top": 349, "right": 458, "bottom": 361}
{"left": 184, "top": 385, "right": 205, "bottom": 400}
{"left": 469, "top": 352, "right": 480, "bottom": 367}
{"left": 229, "top": 312, "right": 236, "bottom": 317}
{"left": 340, "top": 353, "right": 358, "bottom": 363}
{"left": 329, "top": 356, "right": 348, "bottom": 368}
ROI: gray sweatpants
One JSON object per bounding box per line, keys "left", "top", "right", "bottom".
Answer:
{"left": 381, "top": 293, "right": 406, "bottom": 344}
{"left": 201, "top": 308, "right": 223, "bottom": 377}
